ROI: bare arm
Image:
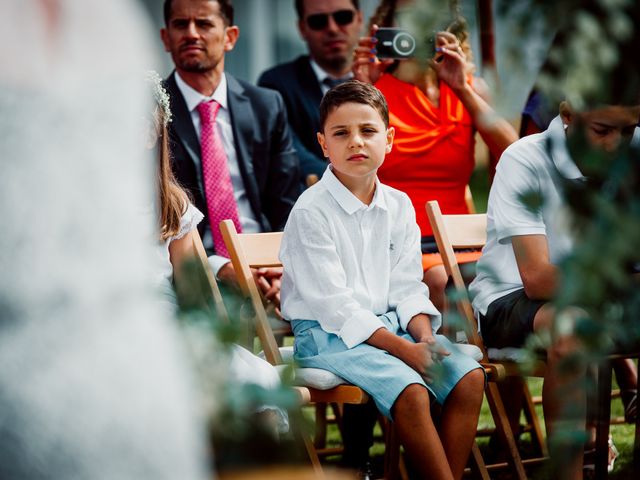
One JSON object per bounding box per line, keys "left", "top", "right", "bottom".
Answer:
{"left": 511, "top": 234, "right": 560, "bottom": 300}
{"left": 168, "top": 230, "right": 198, "bottom": 287}
{"left": 431, "top": 32, "right": 517, "bottom": 160}
{"left": 406, "top": 313, "right": 435, "bottom": 342}
{"left": 454, "top": 80, "right": 518, "bottom": 160}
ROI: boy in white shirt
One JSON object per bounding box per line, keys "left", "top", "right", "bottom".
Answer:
{"left": 280, "top": 80, "right": 484, "bottom": 479}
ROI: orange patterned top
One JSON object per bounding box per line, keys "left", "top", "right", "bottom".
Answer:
{"left": 375, "top": 73, "right": 476, "bottom": 236}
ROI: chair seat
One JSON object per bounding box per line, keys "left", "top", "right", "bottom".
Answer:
{"left": 487, "top": 347, "right": 530, "bottom": 362}
{"left": 264, "top": 346, "right": 348, "bottom": 390}
{"left": 453, "top": 343, "right": 484, "bottom": 361}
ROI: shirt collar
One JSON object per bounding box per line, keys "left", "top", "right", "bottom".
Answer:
{"left": 309, "top": 58, "right": 353, "bottom": 85}
{"left": 321, "top": 166, "right": 387, "bottom": 215}
{"left": 174, "top": 71, "right": 228, "bottom": 112}
{"left": 546, "top": 115, "right": 585, "bottom": 181}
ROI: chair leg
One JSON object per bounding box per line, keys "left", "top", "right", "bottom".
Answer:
{"left": 595, "top": 361, "right": 613, "bottom": 479}
{"left": 301, "top": 426, "right": 323, "bottom": 476}
{"left": 383, "top": 418, "right": 401, "bottom": 480}
{"left": 468, "top": 441, "right": 491, "bottom": 480}
{"left": 314, "top": 403, "right": 328, "bottom": 448}
{"left": 290, "top": 409, "right": 324, "bottom": 476}
{"left": 331, "top": 402, "right": 345, "bottom": 439}
{"left": 485, "top": 382, "right": 528, "bottom": 480}
{"left": 522, "top": 381, "right": 549, "bottom": 458}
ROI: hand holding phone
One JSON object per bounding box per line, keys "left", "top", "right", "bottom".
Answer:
{"left": 374, "top": 27, "right": 416, "bottom": 59}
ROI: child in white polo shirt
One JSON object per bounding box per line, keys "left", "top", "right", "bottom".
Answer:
{"left": 280, "top": 80, "right": 484, "bottom": 479}
{"left": 470, "top": 98, "right": 640, "bottom": 477}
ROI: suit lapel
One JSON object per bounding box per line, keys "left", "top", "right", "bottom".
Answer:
{"left": 297, "top": 56, "right": 324, "bottom": 108}
{"left": 165, "top": 73, "right": 202, "bottom": 174}
{"left": 226, "top": 75, "right": 262, "bottom": 223}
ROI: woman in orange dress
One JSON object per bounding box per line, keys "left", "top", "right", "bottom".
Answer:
{"left": 354, "top": 0, "right": 518, "bottom": 311}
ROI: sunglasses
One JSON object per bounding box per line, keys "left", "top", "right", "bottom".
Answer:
{"left": 306, "top": 10, "right": 355, "bottom": 31}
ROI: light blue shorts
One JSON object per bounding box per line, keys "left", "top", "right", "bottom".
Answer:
{"left": 291, "top": 312, "right": 483, "bottom": 419}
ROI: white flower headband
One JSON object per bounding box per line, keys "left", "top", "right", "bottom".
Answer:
{"left": 146, "top": 70, "right": 173, "bottom": 126}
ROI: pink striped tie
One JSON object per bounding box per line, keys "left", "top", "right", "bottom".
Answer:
{"left": 197, "top": 100, "right": 242, "bottom": 257}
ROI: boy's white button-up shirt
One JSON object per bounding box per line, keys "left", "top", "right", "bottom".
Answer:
{"left": 280, "top": 167, "right": 441, "bottom": 349}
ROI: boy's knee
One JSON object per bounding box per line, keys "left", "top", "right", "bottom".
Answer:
{"left": 395, "top": 383, "right": 430, "bottom": 411}
{"left": 466, "top": 368, "right": 486, "bottom": 387}
{"left": 458, "top": 368, "right": 485, "bottom": 396}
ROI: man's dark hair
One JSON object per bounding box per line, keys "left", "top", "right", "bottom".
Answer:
{"left": 319, "top": 80, "right": 389, "bottom": 131}
{"left": 164, "top": 0, "right": 234, "bottom": 26}
{"left": 295, "top": 0, "right": 359, "bottom": 20}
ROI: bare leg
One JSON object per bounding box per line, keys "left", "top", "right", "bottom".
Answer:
{"left": 613, "top": 358, "right": 638, "bottom": 420}
{"left": 534, "top": 305, "right": 585, "bottom": 480}
{"left": 439, "top": 369, "right": 485, "bottom": 479}
{"left": 392, "top": 384, "right": 454, "bottom": 480}
{"left": 423, "top": 265, "right": 448, "bottom": 312}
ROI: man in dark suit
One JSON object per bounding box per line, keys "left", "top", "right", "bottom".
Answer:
{"left": 161, "top": 0, "right": 299, "bottom": 294}
{"left": 258, "top": 0, "right": 362, "bottom": 185}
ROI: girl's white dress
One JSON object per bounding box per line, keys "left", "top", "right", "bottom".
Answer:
{"left": 158, "top": 203, "right": 288, "bottom": 432}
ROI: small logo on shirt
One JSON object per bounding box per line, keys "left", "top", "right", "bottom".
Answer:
{"left": 389, "top": 242, "right": 395, "bottom": 251}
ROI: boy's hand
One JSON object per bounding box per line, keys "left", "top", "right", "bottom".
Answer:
{"left": 352, "top": 25, "right": 394, "bottom": 85}
{"left": 402, "top": 338, "right": 450, "bottom": 382}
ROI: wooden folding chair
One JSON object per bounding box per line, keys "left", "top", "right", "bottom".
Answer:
{"left": 426, "top": 200, "right": 550, "bottom": 479}
{"left": 189, "top": 231, "right": 322, "bottom": 472}
{"left": 594, "top": 355, "right": 640, "bottom": 477}
{"left": 218, "top": 220, "right": 409, "bottom": 475}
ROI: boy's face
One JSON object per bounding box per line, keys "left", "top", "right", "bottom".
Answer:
{"left": 561, "top": 102, "right": 640, "bottom": 153}
{"left": 317, "top": 102, "right": 394, "bottom": 183}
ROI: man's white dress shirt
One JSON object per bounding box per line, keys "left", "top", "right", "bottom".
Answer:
{"left": 309, "top": 59, "right": 353, "bottom": 95}
{"left": 280, "top": 166, "right": 441, "bottom": 349}
{"left": 174, "top": 72, "right": 261, "bottom": 275}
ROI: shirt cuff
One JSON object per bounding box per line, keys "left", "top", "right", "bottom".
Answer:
{"left": 208, "top": 254, "right": 231, "bottom": 278}
{"left": 396, "top": 294, "right": 442, "bottom": 334}
{"left": 339, "top": 311, "right": 386, "bottom": 349}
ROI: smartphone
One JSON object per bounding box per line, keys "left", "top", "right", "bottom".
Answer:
{"left": 374, "top": 28, "right": 416, "bottom": 59}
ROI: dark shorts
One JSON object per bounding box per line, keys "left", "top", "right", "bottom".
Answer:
{"left": 480, "top": 288, "right": 546, "bottom": 349}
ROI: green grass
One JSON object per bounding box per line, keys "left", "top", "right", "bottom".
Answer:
{"left": 305, "top": 377, "right": 638, "bottom": 478}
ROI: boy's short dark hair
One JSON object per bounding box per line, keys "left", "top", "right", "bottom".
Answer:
{"left": 319, "top": 80, "right": 389, "bottom": 131}
{"left": 294, "top": 0, "right": 359, "bottom": 20}
{"left": 164, "top": 0, "right": 234, "bottom": 27}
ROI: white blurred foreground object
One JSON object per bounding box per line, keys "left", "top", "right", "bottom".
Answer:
{"left": 0, "top": 1, "right": 208, "bottom": 479}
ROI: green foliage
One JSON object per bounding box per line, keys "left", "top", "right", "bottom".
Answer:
{"left": 172, "top": 258, "right": 303, "bottom": 471}
{"left": 500, "top": 0, "right": 640, "bottom": 109}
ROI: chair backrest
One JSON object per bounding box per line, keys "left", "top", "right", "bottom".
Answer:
{"left": 426, "top": 200, "right": 487, "bottom": 355}
{"left": 219, "top": 219, "right": 284, "bottom": 366}
{"left": 191, "top": 230, "right": 230, "bottom": 324}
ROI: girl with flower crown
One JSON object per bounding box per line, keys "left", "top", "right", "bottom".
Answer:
{"left": 145, "top": 71, "right": 205, "bottom": 298}
{"left": 145, "top": 72, "right": 289, "bottom": 435}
